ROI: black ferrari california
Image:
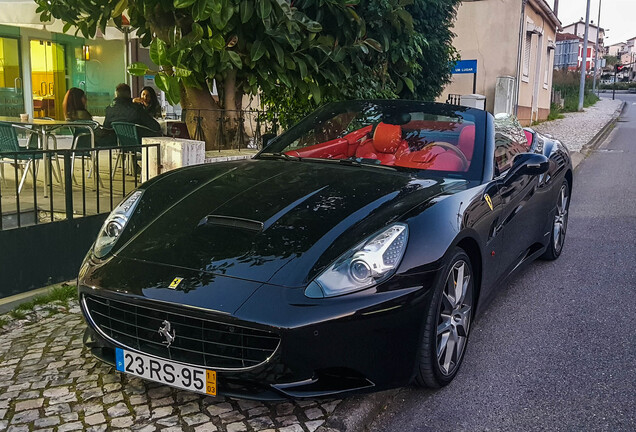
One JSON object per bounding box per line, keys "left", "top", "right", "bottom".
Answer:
{"left": 79, "top": 100, "right": 572, "bottom": 400}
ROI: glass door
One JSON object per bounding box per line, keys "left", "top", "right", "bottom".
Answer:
{"left": 0, "top": 36, "right": 25, "bottom": 117}
{"left": 30, "top": 40, "right": 66, "bottom": 119}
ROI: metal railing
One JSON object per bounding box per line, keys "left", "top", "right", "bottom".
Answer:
{"left": 0, "top": 143, "right": 161, "bottom": 231}
{"left": 446, "top": 94, "right": 462, "bottom": 105}
{"left": 181, "top": 109, "right": 279, "bottom": 151}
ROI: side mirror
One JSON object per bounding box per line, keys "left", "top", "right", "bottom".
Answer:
{"left": 504, "top": 153, "right": 549, "bottom": 185}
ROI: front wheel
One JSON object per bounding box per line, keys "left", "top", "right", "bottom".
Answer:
{"left": 415, "top": 248, "right": 474, "bottom": 388}
{"left": 541, "top": 179, "right": 570, "bottom": 260}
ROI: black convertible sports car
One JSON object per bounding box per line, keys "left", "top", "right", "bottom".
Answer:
{"left": 79, "top": 100, "right": 572, "bottom": 400}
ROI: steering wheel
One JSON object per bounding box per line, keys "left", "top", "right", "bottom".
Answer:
{"left": 419, "top": 141, "right": 469, "bottom": 171}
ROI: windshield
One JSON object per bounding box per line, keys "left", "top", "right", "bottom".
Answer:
{"left": 260, "top": 101, "right": 486, "bottom": 180}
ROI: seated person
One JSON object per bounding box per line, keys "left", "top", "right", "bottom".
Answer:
{"left": 104, "top": 83, "right": 162, "bottom": 137}
{"left": 61, "top": 87, "right": 115, "bottom": 148}
{"left": 63, "top": 87, "right": 92, "bottom": 121}
{"left": 133, "top": 86, "right": 162, "bottom": 118}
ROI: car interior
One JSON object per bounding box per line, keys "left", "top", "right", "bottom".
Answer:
{"left": 285, "top": 120, "right": 478, "bottom": 172}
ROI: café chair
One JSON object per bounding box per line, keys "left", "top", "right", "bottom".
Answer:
{"left": 0, "top": 122, "right": 43, "bottom": 194}
{"left": 111, "top": 122, "right": 160, "bottom": 177}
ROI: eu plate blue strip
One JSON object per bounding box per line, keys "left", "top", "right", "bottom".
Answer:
{"left": 115, "top": 348, "right": 124, "bottom": 372}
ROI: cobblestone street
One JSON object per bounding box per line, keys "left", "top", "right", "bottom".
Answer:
{"left": 533, "top": 97, "right": 623, "bottom": 152}
{"left": 0, "top": 303, "right": 340, "bottom": 432}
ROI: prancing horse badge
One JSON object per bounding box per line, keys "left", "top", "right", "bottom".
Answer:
{"left": 484, "top": 194, "right": 494, "bottom": 211}
{"left": 168, "top": 277, "right": 183, "bottom": 289}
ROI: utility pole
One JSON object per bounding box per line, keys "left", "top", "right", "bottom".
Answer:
{"left": 578, "top": 0, "right": 592, "bottom": 111}
{"left": 592, "top": 0, "right": 602, "bottom": 95}
{"left": 613, "top": 65, "right": 617, "bottom": 100}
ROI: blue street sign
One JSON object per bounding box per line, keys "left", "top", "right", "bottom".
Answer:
{"left": 452, "top": 59, "right": 477, "bottom": 74}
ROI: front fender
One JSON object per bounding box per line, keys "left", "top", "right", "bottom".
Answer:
{"left": 398, "top": 186, "right": 491, "bottom": 277}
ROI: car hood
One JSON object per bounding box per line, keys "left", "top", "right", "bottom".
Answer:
{"left": 116, "top": 159, "right": 458, "bottom": 287}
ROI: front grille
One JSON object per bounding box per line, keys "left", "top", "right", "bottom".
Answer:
{"left": 83, "top": 294, "right": 280, "bottom": 370}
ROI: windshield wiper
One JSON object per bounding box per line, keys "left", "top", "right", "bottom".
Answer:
{"left": 337, "top": 157, "right": 396, "bottom": 170}
{"left": 259, "top": 152, "right": 301, "bottom": 161}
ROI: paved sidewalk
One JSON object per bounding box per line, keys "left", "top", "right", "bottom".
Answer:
{"left": 533, "top": 97, "right": 623, "bottom": 153}
{"left": 0, "top": 302, "right": 340, "bottom": 432}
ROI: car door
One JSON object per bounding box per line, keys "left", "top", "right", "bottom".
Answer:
{"left": 493, "top": 132, "right": 544, "bottom": 274}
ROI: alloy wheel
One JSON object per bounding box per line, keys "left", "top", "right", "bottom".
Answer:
{"left": 553, "top": 184, "right": 569, "bottom": 254}
{"left": 436, "top": 260, "right": 473, "bottom": 376}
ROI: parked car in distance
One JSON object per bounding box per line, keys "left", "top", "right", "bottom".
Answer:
{"left": 628, "top": 87, "right": 636, "bottom": 93}
{"left": 78, "top": 100, "right": 572, "bottom": 400}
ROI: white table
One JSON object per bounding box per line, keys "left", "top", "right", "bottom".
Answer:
{"left": 0, "top": 117, "right": 97, "bottom": 196}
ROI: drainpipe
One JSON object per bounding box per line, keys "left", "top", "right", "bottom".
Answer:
{"left": 553, "top": 0, "right": 559, "bottom": 18}
{"left": 514, "top": 0, "right": 528, "bottom": 116}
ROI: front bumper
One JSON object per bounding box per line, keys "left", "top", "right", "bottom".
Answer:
{"left": 79, "top": 272, "right": 436, "bottom": 400}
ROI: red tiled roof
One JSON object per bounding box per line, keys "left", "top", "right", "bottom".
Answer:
{"left": 556, "top": 33, "right": 581, "bottom": 42}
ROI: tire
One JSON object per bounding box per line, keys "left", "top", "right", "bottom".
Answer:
{"left": 541, "top": 179, "right": 570, "bottom": 260}
{"left": 415, "top": 247, "right": 474, "bottom": 388}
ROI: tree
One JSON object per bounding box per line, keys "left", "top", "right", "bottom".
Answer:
{"left": 35, "top": 0, "right": 460, "bottom": 148}
{"left": 604, "top": 55, "right": 619, "bottom": 67}
{"left": 261, "top": 0, "right": 462, "bottom": 128}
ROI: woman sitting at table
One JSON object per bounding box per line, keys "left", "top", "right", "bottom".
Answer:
{"left": 63, "top": 87, "right": 117, "bottom": 147}
{"left": 63, "top": 87, "right": 92, "bottom": 121}
{"left": 133, "top": 86, "right": 162, "bottom": 118}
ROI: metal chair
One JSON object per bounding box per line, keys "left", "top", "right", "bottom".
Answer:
{"left": 111, "top": 122, "right": 159, "bottom": 176}
{"left": 26, "top": 117, "right": 62, "bottom": 183}
{"left": 0, "top": 121, "right": 43, "bottom": 194}
{"left": 68, "top": 120, "right": 101, "bottom": 185}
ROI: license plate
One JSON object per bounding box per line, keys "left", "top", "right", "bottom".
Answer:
{"left": 115, "top": 348, "right": 216, "bottom": 396}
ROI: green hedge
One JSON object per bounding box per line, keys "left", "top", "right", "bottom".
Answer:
{"left": 598, "top": 82, "right": 636, "bottom": 90}
{"left": 552, "top": 70, "right": 599, "bottom": 113}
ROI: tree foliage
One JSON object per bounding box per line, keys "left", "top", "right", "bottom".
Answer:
{"left": 262, "top": 0, "right": 462, "bottom": 128}
{"left": 35, "top": 0, "right": 461, "bottom": 142}
{"left": 604, "top": 55, "right": 619, "bottom": 67}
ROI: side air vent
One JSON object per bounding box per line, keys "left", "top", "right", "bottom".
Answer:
{"left": 198, "top": 215, "right": 264, "bottom": 232}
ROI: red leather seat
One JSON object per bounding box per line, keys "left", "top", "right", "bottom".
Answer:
{"left": 394, "top": 142, "right": 464, "bottom": 171}
{"left": 457, "top": 125, "right": 475, "bottom": 162}
{"left": 355, "top": 122, "right": 409, "bottom": 165}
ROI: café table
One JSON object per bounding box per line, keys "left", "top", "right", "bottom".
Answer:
{"left": 0, "top": 116, "right": 96, "bottom": 196}
{"left": 93, "top": 116, "right": 173, "bottom": 137}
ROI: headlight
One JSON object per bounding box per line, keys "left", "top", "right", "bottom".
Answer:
{"left": 305, "top": 223, "right": 408, "bottom": 298}
{"left": 93, "top": 190, "right": 144, "bottom": 258}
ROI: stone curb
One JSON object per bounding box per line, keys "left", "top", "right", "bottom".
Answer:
{"left": 315, "top": 389, "right": 399, "bottom": 432}
{"left": 572, "top": 100, "right": 626, "bottom": 170}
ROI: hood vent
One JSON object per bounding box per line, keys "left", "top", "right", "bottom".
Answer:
{"left": 198, "top": 214, "right": 264, "bottom": 232}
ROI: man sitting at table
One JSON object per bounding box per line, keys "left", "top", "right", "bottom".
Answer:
{"left": 103, "top": 83, "right": 161, "bottom": 136}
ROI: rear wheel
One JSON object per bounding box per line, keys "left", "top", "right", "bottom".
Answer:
{"left": 541, "top": 179, "right": 570, "bottom": 260}
{"left": 415, "top": 248, "right": 474, "bottom": 388}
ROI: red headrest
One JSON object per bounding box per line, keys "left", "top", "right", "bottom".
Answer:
{"left": 524, "top": 130, "right": 533, "bottom": 146}
{"left": 373, "top": 123, "right": 402, "bottom": 153}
